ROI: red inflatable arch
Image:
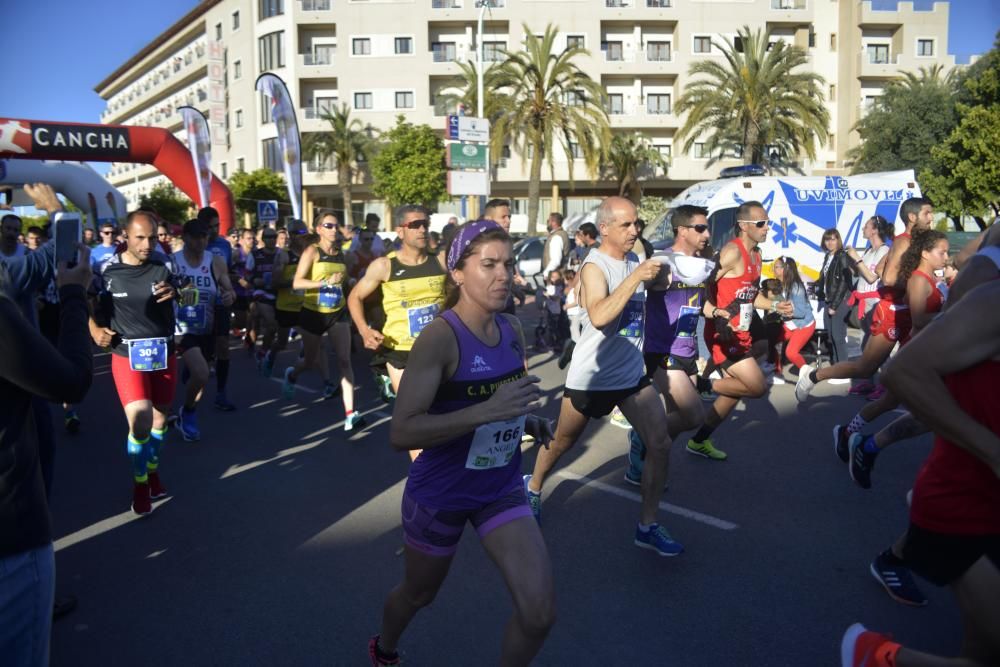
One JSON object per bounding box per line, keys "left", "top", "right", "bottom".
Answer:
{"left": 0, "top": 118, "right": 234, "bottom": 233}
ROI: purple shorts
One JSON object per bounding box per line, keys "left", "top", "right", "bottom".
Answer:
{"left": 401, "top": 487, "right": 533, "bottom": 557}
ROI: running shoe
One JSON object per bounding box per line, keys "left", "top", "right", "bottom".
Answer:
{"left": 833, "top": 424, "right": 850, "bottom": 463}
{"left": 794, "top": 364, "right": 816, "bottom": 402}
{"left": 634, "top": 524, "right": 684, "bottom": 557}
{"left": 866, "top": 384, "right": 888, "bottom": 401}
{"left": 840, "top": 624, "right": 900, "bottom": 667}
{"left": 64, "top": 409, "right": 81, "bottom": 434}
{"left": 323, "top": 382, "right": 341, "bottom": 400}
{"left": 770, "top": 375, "right": 786, "bottom": 385}
{"left": 368, "top": 636, "right": 401, "bottom": 666}
{"left": 214, "top": 393, "right": 237, "bottom": 411}
{"left": 848, "top": 433, "right": 878, "bottom": 489}
{"left": 262, "top": 354, "right": 275, "bottom": 378}
{"left": 870, "top": 549, "right": 927, "bottom": 606}
{"left": 282, "top": 367, "right": 296, "bottom": 399}
{"left": 132, "top": 482, "right": 152, "bottom": 516}
{"left": 344, "top": 412, "right": 366, "bottom": 432}
{"left": 179, "top": 408, "right": 201, "bottom": 442}
{"left": 377, "top": 375, "right": 395, "bottom": 403}
{"left": 609, "top": 407, "right": 631, "bottom": 430}
{"left": 147, "top": 471, "right": 168, "bottom": 500}
{"left": 848, "top": 380, "right": 876, "bottom": 396}
{"left": 686, "top": 438, "right": 727, "bottom": 461}
{"left": 523, "top": 474, "right": 541, "bottom": 524}
{"left": 624, "top": 429, "right": 644, "bottom": 486}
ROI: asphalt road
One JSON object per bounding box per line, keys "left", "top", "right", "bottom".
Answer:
{"left": 48, "top": 319, "right": 961, "bottom": 666}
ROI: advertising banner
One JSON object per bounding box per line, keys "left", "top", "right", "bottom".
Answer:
{"left": 255, "top": 73, "right": 303, "bottom": 221}
{"left": 179, "top": 106, "right": 212, "bottom": 208}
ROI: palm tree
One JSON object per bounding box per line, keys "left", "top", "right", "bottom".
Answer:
{"left": 604, "top": 132, "right": 670, "bottom": 203}
{"left": 674, "top": 26, "right": 829, "bottom": 169}
{"left": 302, "top": 103, "right": 377, "bottom": 224}
{"left": 492, "top": 24, "right": 610, "bottom": 235}
{"left": 899, "top": 63, "right": 959, "bottom": 89}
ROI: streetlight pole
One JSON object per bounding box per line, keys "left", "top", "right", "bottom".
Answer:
{"left": 477, "top": 0, "right": 490, "bottom": 201}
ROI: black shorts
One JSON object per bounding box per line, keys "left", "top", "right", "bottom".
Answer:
{"left": 176, "top": 333, "right": 214, "bottom": 359}
{"left": 564, "top": 376, "right": 651, "bottom": 420}
{"left": 371, "top": 347, "right": 410, "bottom": 371}
{"left": 298, "top": 307, "right": 348, "bottom": 336}
{"left": 902, "top": 523, "right": 1000, "bottom": 587}
{"left": 213, "top": 306, "right": 232, "bottom": 336}
{"left": 643, "top": 352, "right": 698, "bottom": 378}
{"left": 233, "top": 296, "right": 251, "bottom": 312}
{"left": 276, "top": 309, "right": 299, "bottom": 328}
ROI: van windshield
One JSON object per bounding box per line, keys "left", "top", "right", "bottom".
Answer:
{"left": 644, "top": 207, "right": 737, "bottom": 255}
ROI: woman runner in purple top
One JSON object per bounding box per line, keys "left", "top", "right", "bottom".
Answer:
{"left": 369, "top": 221, "right": 555, "bottom": 667}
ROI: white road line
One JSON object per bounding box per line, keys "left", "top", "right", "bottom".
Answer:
{"left": 54, "top": 499, "right": 174, "bottom": 552}
{"left": 269, "top": 377, "right": 319, "bottom": 394}
{"left": 280, "top": 407, "right": 308, "bottom": 417}
{"left": 220, "top": 438, "right": 328, "bottom": 479}
{"left": 553, "top": 470, "right": 739, "bottom": 531}
{"left": 249, "top": 398, "right": 279, "bottom": 409}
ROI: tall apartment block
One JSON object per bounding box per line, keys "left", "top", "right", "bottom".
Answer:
{"left": 95, "top": 0, "right": 956, "bottom": 223}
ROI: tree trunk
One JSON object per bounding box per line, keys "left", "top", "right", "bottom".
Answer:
{"left": 339, "top": 165, "right": 353, "bottom": 227}
{"left": 527, "top": 145, "right": 543, "bottom": 236}
{"left": 973, "top": 216, "right": 987, "bottom": 231}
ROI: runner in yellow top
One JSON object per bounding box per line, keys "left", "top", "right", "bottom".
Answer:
{"left": 348, "top": 205, "right": 446, "bottom": 456}
{"left": 259, "top": 220, "right": 310, "bottom": 377}
{"left": 282, "top": 212, "right": 364, "bottom": 431}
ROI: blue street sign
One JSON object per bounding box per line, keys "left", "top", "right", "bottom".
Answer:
{"left": 257, "top": 200, "right": 279, "bottom": 223}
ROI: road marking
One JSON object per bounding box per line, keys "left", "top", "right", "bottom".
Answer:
{"left": 249, "top": 398, "right": 279, "bottom": 409}
{"left": 300, "top": 405, "right": 385, "bottom": 439}
{"left": 553, "top": 470, "right": 739, "bottom": 531}
{"left": 54, "top": 499, "right": 174, "bottom": 552}
{"left": 220, "top": 438, "right": 328, "bottom": 479}
{"left": 280, "top": 407, "right": 308, "bottom": 417}
{"left": 269, "top": 377, "right": 319, "bottom": 394}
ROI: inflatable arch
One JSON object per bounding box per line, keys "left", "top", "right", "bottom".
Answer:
{"left": 0, "top": 118, "right": 234, "bottom": 233}
{"left": 0, "top": 159, "right": 127, "bottom": 228}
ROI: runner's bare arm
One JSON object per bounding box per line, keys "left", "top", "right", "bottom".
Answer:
{"left": 580, "top": 260, "right": 658, "bottom": 329}
{"left": 882, "top": 280, "right": 1000, "bottom": 476}
{"left": 347, "top": 257, "right": 391, "bottom": 346}
{"left": 906, "top": 273, "right": 934, "bottom": 333}
{"left": 291, "top": 245, "right": 319, "bottom": 290}
{"left": 880, "top": 236, "right": 911, "bottom": 287}
{"left": 213, "top": 255, "right": 236, "bottom": 307}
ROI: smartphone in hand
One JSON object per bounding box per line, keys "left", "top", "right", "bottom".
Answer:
{"left": 54, "top": 212, "right": 82, "bottom": 268}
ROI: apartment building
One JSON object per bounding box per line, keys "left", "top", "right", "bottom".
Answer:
{"left": 95, "top": 0, "right": 956, "bottom": 224}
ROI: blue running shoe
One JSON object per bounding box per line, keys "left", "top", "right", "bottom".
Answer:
{"left": 523, "top": 474, "right": 541, "bottom": 524}
{"left": 634, "top": 524, "right": 684, "bottom": 557}
{"left": 323, "top": 382, "right": 341, "bottom": 400}
{"left": 282, "top": 367, "right": 296, "bottom": 399}
{"left": 344, "top": 411, "right": 366, "bottom": 432}
{"left": 179, "top": 408, "right": 201, "bottom": 442}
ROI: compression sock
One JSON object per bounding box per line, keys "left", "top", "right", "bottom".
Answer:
{"left": 147, "top": 426, "right": 167, "bottom": 471}
{"left": 127, "top": 433, "right": 150, "bottom": 483}
{"left": 691, "top": 424, "right": 715, "bottom": 444}
{"left": 809, "top": 368, "right": 820, "bottom": 384}
{"left": 846, "top": 413, "right": 869, "bottom": 435}
{"left": 216, "top": 358, "right": 230, "bottom": 392}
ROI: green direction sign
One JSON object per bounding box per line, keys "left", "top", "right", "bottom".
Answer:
{"left": 447, "top": 143, "right": 488, "bottom": 170}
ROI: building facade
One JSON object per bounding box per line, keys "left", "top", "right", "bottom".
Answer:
{"left": 95, "top": 0, "right": 956, "bottom": 225}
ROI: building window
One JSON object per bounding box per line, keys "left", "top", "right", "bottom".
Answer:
{"left": 607, "top": 93, "right": 624, "bottom": 114}
{"left": 353, "top": 38, "right": 371, "bottom": 56}
{"left": 260, "top": 94, "right": 273, "bottom": 123}
{"left": 215, "top": 23, "right": 222, "bottom": 41}
{"left": 259, "top": 0, "right": 283, "bottom": 20}
{"left": 828, "top": 84, "right": 835, "bottom": 102}
{"left": 354, "top": 92, "right": 373, "bottom": 109}
{"left": 565, "top": 90, "right": 584, "bottom": 107}
{"left": 693, "top": 36, "right": 712, "bottom": 54}
{"left": 566, "top": 35, "right": 585, "bottom": 50}
{"left": 656, "top": 145, "right": 671, "bottom": 161}
{"left": 830, "top": 33, "right": 837, "bottom": 51}
{"left": 867, "top": 43, "right": 890, "bottom": 64}
{"left": 646, "top": 93, "right": 671, "bottom": 115}
{"left": 808, "top": 28, "right": 815, "bottom": 48}
{"left": 431, "top": 42, "right": 457, "bottom": 62}
{"left": 395, "top": 37, "right": 413, "bottom": 54}
{"left": 568, "top": 142, "right": 583, "bottom": 159}
{"left": 259, "top": 31, "right": 285, "bottom": 71}
{"left": 232, "top": 11, "right": 240, "bottom": 31}
{"left": 483, "top": 41, "right": 505, "bottom": 62}
{"left": 234, "top": 60, "right": 242, "bottom": 79}
{"left": 263, "top": 138, "right": 282, "bottom": 173}
{"left": 646, "top": 41, "right": 671, "bottom": 62}
{"left": 694, "top": 142, "right": 708, "bottom": 159}
{"left": 602, "top": 41, "right": 623, "bottom": 61}
{"left": 917, "top": 39, "right": 934, "bottom": 57}
{"left": 395, "top": 91, "right": 414, "bottom": 108}
{"left": 221, "top": 162, "right": 228, "bottom": 179}
{"left": 237, "top": 157, "right": 245, "bottom": 172}
{"left": 235, "top": 109, "right": 244, "bottom": 128}
{"left": 828, "top": 133, "right": 835, "bottom": 150}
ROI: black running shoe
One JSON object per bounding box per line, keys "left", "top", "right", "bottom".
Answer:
{"left": 833, "top": 424, "right": 850, "bottom": 463}
{"left": 848, "top": 434, "right": 878, "bottom": 489}
{"left": 870, "top": 549, "right": 927, "bottom": 607}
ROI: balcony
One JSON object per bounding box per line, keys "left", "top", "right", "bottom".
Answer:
{"left": 645, "top": 0, "right": 671, "bottom": 6}
{"left": 770, "top": 0, "right": 805, "bottom": 8}
{"left": 857, "top": 50, "right": 899, "bottom": 79}
{"left": 103, "top": 41, "right": 207, "bottom": 124}
{"left": 299, "top": 48, "right": 337, "bottom": 76}
{"left": 605, "top": 0, "right": 633, "bottom": 7}
{"left": 300, "top": 0, "right": 331, "bottom": 9}
{"left": 605, "top": 103, "right": 676, "bottom": 128}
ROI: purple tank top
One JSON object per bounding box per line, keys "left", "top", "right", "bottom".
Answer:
{"left": 644, "top": 279, "right": 705, "bottom": 359}
{"left": 406, "top": 309, "right": 527, "bottom": 510}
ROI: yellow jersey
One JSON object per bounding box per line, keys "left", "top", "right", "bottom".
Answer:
{"left": 303, "top": 244, "right": 347, "bottom": 314}
{"left": 381, "top": 255, "right": 446, "bottom": 351}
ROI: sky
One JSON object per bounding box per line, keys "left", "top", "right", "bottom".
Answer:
{"left": 2, "top": 0, "right": 997, "bottom": 127}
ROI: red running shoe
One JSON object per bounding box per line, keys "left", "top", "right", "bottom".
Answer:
{"left": 849, "top": 380, "right": 876, "bottom": 395}
{"left": 148, "top": 471, "right": 168, "bottom": 500}
{"left": 132, "top": 482, "right": 152, "bottom": 516}
{"left": 840, "top": 623, "right": 900, "bottom": 667}
{"left": 368, "top": 636, "right": 401, "bottom": 666}
{"left": 866, "top": 384, "right": 888, "bottom": 401}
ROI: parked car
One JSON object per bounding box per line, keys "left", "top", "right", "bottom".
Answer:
{"left": 513, "top": 237, "right": 544, "bottom": 288}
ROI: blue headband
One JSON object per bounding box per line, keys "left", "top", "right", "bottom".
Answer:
{"left": 446, "top": 219, "right": 503, "bottom": 272}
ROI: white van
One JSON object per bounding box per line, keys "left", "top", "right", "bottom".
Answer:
{"left": 644, "top": 170, "right": 922, "bottom": 280}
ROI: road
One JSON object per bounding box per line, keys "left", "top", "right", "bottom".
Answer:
{"left": 48, "top": 319, "right": 960, "bottom": 666}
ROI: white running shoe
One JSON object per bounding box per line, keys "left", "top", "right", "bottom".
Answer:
{"left": 795, "top": 364, "right": 816, "bottom": 402}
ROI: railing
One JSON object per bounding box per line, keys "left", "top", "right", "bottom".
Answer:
{"left": 605, "top": 103, "right": 674, "bottom": 117}
{"left": 302, "top": 48, "right": 335, "bottom": 65}
{"left": 602, "top": 48, "right": 676, "bottom": 63}
{"left": 432, "top": 0, "right": 461, "bottom": 7}
{"left": 301, "top": 0, "right": 331, "bottom": 9}
{"left": 104, "top": 41, "right": 207, "bottom": 120}
{"left": 771, "top": 0, "right": 806, "bottom": 8}
{"left": 646, "top": 0, "right": 670, "bottom": 6}
{"left": 606, "top": 0, "right": 632, "bottom": 6}
{"left": 431, "top": 46, "right": 460, "bottom": 62}
{"left": 866, "top": 52, "right": 897, "bottom": 65}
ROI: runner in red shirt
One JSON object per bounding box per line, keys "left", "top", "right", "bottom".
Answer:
{"left": 839, "top": 278, "right": 1000, "bottom": 667}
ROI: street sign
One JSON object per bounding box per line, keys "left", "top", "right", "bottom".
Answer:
{"left": 446, "top": 115, "right": 490, "bottom": 142}
{"left": 447, "top": 170, "right": 489, "bottom": 196}
{"left": 257, "top": 200, "right": 279, "bottom": 223}
{"left": 447, "top": 143, "right": 488, "bottom": 170}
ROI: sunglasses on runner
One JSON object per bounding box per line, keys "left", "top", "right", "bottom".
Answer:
{"left": 737, "top": 219, "right": 771, "bottom": 228}
{"left": 100, "top": 230, "right": 115, "bottom": 235}
{"left": 319, "top": 222, "right": 337, "bottom": 230}
{"left": 404, "top": 219, "right": 430, "bottom": 230}
{"left": 678, "top": 224, "right": 709, "bottom": 234}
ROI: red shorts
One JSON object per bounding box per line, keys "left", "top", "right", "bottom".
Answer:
{"left": 111, "top": 352, "right": 178, "bottom": 407}
{"left": 704, "top": 318, "right": 753, "bottom": 368}
{"left": 869, "top": 298, "right": 911, "bottom": 344}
